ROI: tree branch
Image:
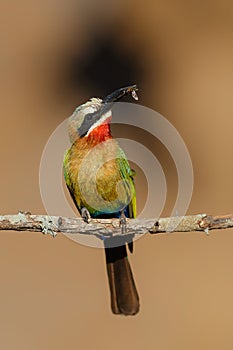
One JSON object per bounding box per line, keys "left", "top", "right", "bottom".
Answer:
{"left": 0, "top": 212, "right": 232, "bottom": 240}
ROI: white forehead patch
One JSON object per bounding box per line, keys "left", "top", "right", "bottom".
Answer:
{"left": 74, "top": 98, "right": 102, "bottom": 115}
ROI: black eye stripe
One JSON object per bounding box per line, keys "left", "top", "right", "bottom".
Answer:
{"left": 85, "top": 114, "right": 93, "bottom": 121}
{"left": 78, "top": 112, "right": 100, "bottom": 137}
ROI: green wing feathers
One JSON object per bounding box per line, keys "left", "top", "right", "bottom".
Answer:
{"left": 116, "top": 154, "right": 136, "bottom": 219}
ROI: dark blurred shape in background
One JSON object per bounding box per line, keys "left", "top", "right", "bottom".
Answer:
{"left": 65, "top": 29, "right": 144, "bottom": 96}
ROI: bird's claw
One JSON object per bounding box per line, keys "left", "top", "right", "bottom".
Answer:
{"left": 81, "top": 207, "right": 91, "bottom": 223}
{"left": 119, "top": 211, "right": 127, "bottom": 234}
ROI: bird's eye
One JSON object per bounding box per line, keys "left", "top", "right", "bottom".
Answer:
{"left": 85, "top": 114, "right": 92, "bottom": 121}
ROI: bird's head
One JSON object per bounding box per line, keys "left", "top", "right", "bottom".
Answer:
{"left": 68, "top": 85, "right": 138, "bottom": 143}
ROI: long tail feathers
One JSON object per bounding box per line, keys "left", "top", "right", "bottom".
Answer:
{"left": 104, "top": 245, "right": 139, "bottom": 315}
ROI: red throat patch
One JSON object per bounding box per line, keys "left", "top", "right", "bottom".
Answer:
{"left": 86, "top": 117, "right": 112, "bottom": 144}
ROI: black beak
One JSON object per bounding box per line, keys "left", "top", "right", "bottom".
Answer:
{"left": 78, "top": 85, "right": 138, "bottom": 137}
{"left": 97, "top": 84, "right": 138, "bottom": 118}
{"left": 103, "top": 84, "right": 138, "bottom": 104}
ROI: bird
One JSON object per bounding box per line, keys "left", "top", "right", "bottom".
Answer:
{"left": 63, "top": 85, "right": 140, "bottom": 315}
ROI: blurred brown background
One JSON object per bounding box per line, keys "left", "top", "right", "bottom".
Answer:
{"left": 1, "top": 0, "right": 233, "bottom": 349}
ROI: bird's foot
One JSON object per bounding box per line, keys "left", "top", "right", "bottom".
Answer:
{"left": 119, "top": 211, "right": 127, "bottom": 234}
{"left": 81, "top": 207, "right": 91, "bottom": 223}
